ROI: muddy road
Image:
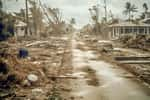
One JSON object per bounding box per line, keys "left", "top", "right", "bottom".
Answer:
{"left": 70, "top": 34, "right": 150, "bottom": 100}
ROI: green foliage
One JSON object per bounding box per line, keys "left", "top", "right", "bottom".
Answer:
{"left": 143, "top": 3, "right": 148, "bottom": 13}
{"left": 123, "top": 2, "right": 138, "bottom": 20}
{"left": 70, "top": 18, "right": 76, "bottom": 25}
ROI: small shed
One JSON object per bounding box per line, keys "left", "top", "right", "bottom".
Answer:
{"left": 15, "top": 20, "right": 27, "bottom": 37}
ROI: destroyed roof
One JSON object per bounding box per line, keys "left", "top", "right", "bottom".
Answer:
{"left": 109, "top": 21, "right": 150, "bottom": 27}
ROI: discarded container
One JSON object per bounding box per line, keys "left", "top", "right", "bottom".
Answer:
{"left": 27, "top": 74, "right": 38, "bottom": 82}
{"left": 18, "top": 48, "right": 28, "bottom": 58}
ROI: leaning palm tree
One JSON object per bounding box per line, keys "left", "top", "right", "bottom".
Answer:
{"left": 123, "top": 2, "right": 138, "bottom": 21}
{"left": 130, "top": 4, "right": 138, "bottom": 20}
{"left": 123, "top": 2, "right": 131, "bottom": 20}
{"left": 143, "top": 3, "right": 148, "bottom": 13}
{"left": 70, "top": 18, "right": 76, "bottom": 25}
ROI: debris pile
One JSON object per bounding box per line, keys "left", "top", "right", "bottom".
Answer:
{"left": 119, "top": 35, "right": 150, "bottom": 51}
{"left": 79, "top": 34, "right": 150, "bottom": 85}
{"left": 0, "top": 36, "right": 72, "bottom": 99}
{"left": 122, "top": 64, "right": 150, "bottom": 84}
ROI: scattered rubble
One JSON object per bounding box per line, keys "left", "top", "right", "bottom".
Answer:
{"left": 118, "top": 35, "right": 150, "bottom": 51}
{"left": 0, "top": 35, "right": 72, "bottom": 99}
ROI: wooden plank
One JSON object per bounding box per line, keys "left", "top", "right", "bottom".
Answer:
{"left": 115, "top": 56, "right": 150, "bottom": 61}
{"left": 48, "top": 75, "right": 79, "bottom": 79}
{"left": 119, "top": 60, "right": 150, "bottom": 64}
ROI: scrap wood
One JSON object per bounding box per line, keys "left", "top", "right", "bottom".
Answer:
{"left": 26, "top": 41, "right": 49, "bottom": 47}
{"left": 48, "top": 75, "right": 80, "bottom": 79}
{"left": 115, "top": 56, "right": 150, "bottom": 61}
{"left": 119, "top": 60, "right": 150, "bottom": 64}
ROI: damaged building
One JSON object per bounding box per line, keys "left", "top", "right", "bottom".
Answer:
{"left": 109, "top": 13, "right": 150, "bottom": 38}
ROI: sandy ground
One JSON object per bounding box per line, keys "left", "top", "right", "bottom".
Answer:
{"left": 69, "top": 33, "right": 150, "bottom": 100}
{"left": 1, "top": 33, "right": 150, "bottom": 100}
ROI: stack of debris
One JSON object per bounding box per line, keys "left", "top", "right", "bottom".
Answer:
{"left": 0, "top": 35, "right": 72, "bottom": 99}
{"left": 0, "top": 42, "right": 45, "bottom": 99}
{"left": 119, "top": 35, "right": 150, "bottom": 51}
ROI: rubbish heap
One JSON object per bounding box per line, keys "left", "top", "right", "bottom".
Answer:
{"left": 0, "top": 36, "right": 72, "bottom": 100}
{"left": 119, "top": 35, "right": 150, "bottom": 51}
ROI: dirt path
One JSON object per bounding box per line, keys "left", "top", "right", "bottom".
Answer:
{"left": 70, "top": 34, "right": 150, "bottom": 100}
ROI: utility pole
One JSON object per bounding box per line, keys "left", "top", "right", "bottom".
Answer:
{"left": 25, "top": 0, "right": 29, "bottom": 36}
{"left": 104, "top": 0, "right": 107, "bottom": 22}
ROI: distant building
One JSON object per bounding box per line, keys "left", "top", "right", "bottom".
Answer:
{"left": 108, "top": 11, "right": 150, "bottom": 39}
{"left": 109, "top": 21, "right": 150, "bottom": 38}
{"left": 142, "top": 12, "right": 150, "bottom": 24}
{"left": 15, "top": 20, "right": 27, "bottom": 37}
{"left": 145, "top": 12, "right": 150, "bottom": 19}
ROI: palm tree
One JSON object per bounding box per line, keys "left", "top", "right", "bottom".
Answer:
{"left": 89, "top": 5, "right": 101, "bottom": 34}
{"left": 0, "top": 0, "right": 2, "bottom": 9}
{"left": 143, "top": 3, "right": 148, "bottom": 13}
{"left": 123, "top": 2, "right": 138, "bottom": 21}
{"left": 70, "top": 18, "right": 76, "bottom": 25}
{"left": 29, "top": 0, "right": 44, "bottom": 35}
{"left": 130, "top": 4, "right": 138, "bottom": 20}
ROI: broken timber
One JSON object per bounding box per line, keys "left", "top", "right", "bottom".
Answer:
{"left": 48, "top": 75, "right": 82, "bottom": 79}
{"left": 118, "top": 60, "right": 150, "bottom": 64}
{"left": 26, "top": 41, "right": 49, "bottom": 47}
{"left": 114, "top": 56, "right": 150, "bottom": 60}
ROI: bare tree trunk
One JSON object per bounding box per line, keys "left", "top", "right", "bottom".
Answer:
{"left": 129, "top": 11, "right": 131, "bottom": 21}
{"left": 104, "top": 0, "right": 107, "bottom": 22}
{"left": 25, "top": 0, "right": 29, "bottom": 36}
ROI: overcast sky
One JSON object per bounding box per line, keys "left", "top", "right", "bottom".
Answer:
{"left": 2, "top": 0, "right": 150, "bottom": 28}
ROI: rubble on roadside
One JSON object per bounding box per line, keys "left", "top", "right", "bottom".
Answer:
{"left": 118, "top": 35, "right": 150, "bottom": 51}
{"left": 79, "top": 34, "right": 150, "bottom": 85}
{"left": 0, "top": 35, "right": 72, "bottom": 99}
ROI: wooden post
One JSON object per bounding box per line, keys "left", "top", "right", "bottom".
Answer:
{"left": 118, "top": 27, "right": 120, "bottom": 37}
{"left": 104, "top": 0, "right": 107, "bottom": 23}
{"left": 25, "top": 0, "right": 29, "bottom": 36}
{"left": 123, "top": 27, "right": 125, "bottom": 35}
{"left": 132, "top": 26, "right": 134, "bottom": 34}
{"left": 137, "top": 26, "right": 139, "bottom": 35}
{"left": 117, "top": 27, "right": 119, "bottom": 37}
{"left": 114, "top": 27, "right": 116, "bottom": 37}
{"left": 144, "top": 27, "right": 146, "bottom": 35}
{"left": 147, "top": 26, "right": 149, "bottom": 35}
